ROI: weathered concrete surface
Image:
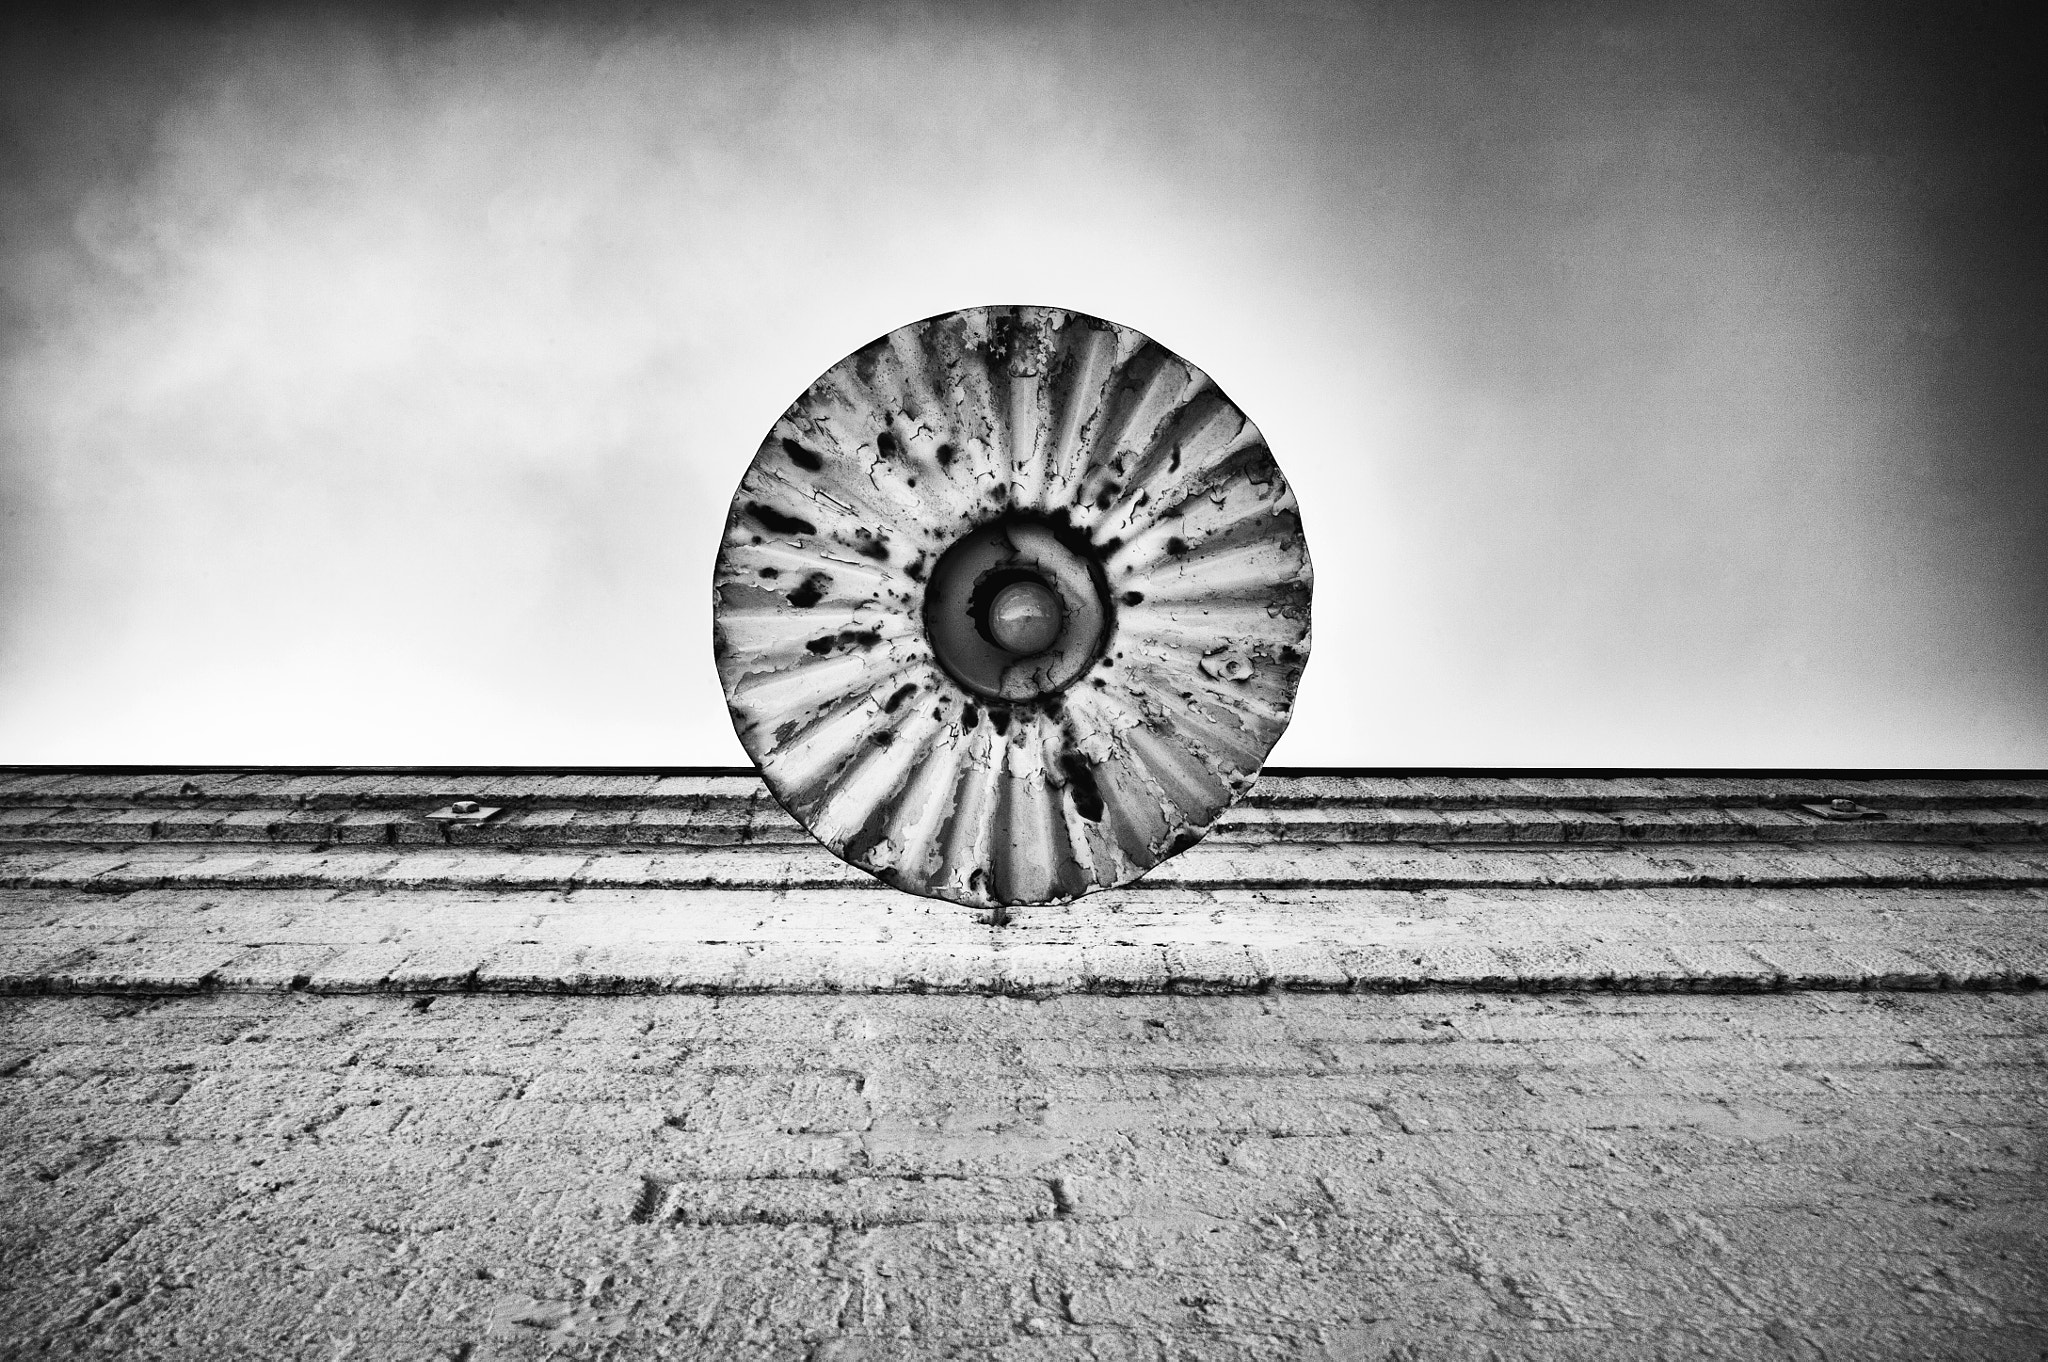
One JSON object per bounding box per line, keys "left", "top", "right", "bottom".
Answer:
{"left": 3, "top": 885, "right": 2046, "bottom": 997}
{"left": 4, "top": 774, "right": 2046, "bottom": 1356}
{"left": 2, "top": 991, "right": 2044, "bottom": 1359}
{"left": 6, "top": 771, "right": 2044, "bottom": 846}
{"left": 10, "top": 842, "right": 2048, "bottom": 894}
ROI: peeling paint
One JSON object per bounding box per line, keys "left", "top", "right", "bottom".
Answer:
{"left": 714, "top": 305, "right": 1313, "bottom": 909}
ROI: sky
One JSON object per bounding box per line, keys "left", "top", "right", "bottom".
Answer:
{"left": 1, "top": 0, "right": 2043, "bottom": 768}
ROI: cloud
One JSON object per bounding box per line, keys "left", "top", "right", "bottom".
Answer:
{"left": 1, "top": 0, "right": 2042, "bottom": 765}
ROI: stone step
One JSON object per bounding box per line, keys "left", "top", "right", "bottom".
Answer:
{"left": 2, "top": 884, "right": 2042, "bottom": 996}
{"left": 1249, "top": 774, "right": 2048, "bottom": 809}
{"left": 2, "top": 801, "right": 2044, "bottom": 849}
{"left": 1215, "top": 805, "right": 2048, "bottom": 843}
{"left": 5, "top": 841, "right": 2047, "bottom": 895}
{"left": 0, "top": 771, "right": 770, "bottom": 811}
{"left": 3, "top": 769, "right": 2043, "bottom": 812}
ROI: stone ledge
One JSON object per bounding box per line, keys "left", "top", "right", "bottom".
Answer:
{"left": 4, "top": 885, "right": 2042, "bottom": 998}
{"left": 7, "top": 802, "right": 2046, "bottom": 849}
{"left": 6, "top": 841, "right": 2047, "bottom": 893}
{"left": 4, "top": 770, "right": 2045, "bottom": 813}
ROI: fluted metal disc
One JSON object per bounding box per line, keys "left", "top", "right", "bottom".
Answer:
{"left": 713, "top": 305, "right": 1312, "bottom": 908}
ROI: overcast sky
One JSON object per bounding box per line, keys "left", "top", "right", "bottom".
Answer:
{"left": 2, "top": 0, "right": 2043, "bottom": 767}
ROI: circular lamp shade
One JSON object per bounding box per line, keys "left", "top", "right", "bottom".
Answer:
{"left": 713, "top": 305, "right": 1311, "bottom": 909}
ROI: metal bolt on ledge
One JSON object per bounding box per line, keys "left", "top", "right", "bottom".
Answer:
{"left": 427, "top": 800, "right": 499, "bottom": 826}
{"left": 1803, "top": 797, "right": 1884, "bottom": 822}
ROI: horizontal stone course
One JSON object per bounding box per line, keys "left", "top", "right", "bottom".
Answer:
{"left": 16, "top": 800, "right": 2048, "bottom": 848}
{"left": 15, "top": 840, "right": 2048, "bottom": 898}
{"left": 6, "top": 770, "right": 2047, "bottom": 882}
{"left": 2, "top": 771, "right": 2044, "bottom": 1011}
{"left": 3, "top": 883, "right": 2042, "bottom": 998}
{"left": 4, "top": 769, "right": 2044, "bottom": 814}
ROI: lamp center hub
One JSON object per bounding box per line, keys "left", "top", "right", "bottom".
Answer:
{"left": 987, "top": 580, "right": 1063, "bottom": 655}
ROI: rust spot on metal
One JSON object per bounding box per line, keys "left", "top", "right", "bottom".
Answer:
{"left": 1058, "top": 749, "right": 1105, "bottom": 822}
{"left": 785, "top": 572, "right": 831, "bottom": 609}
{"left": 749, "top": 503, "right": 817, "bottom": 537}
